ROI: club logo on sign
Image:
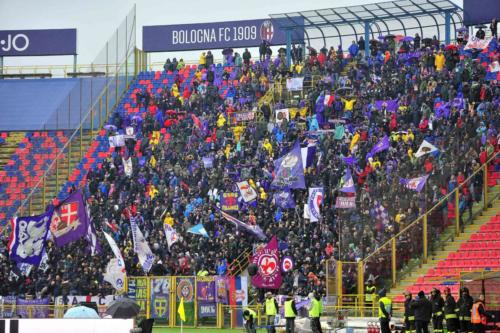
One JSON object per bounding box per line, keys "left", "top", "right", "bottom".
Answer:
{"left": 258, "top": 254, "right": 278, "bottom": 276}
{"left": 281, "top": 256, "right": 294, "bottom": 272}
{"left": 260, "top": 20, "right": 274, "bottom": 41}
{"left": 50, "top": 202, "right": 81, "bottom": 237}
{"left": 176, "top": 279, "right": 194, "bottom": 302}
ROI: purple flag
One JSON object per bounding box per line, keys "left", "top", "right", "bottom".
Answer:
{"left": 251, "top": 236, "right": 282, "bottom": 289}
{"left": 8, "top": 210, "right": 52, "bottom": 265}
{"left": 373, "top": 202, "right": 390, "bottom": 225}
{"left": 49, "top": 190, "right": 90, "bottom": 247}
{"left": 375, "top": 99, "right": 399, "bottom": 112}
{"left": 339, "top": 169, "right": 356, "bottom": 193}
{"left": 218, "top": 208, "right": 266, "bottom": 240}
{"left": 342, "top": 156, "right": 357, "bottom": 166}
{"left": 308, "top": 187, "right": 324, "bottom": 222}
{"left": 215, "top": 277, "right": 229, "bottom": 304}
{"left": 399, "top": 175, "right": 429, "bottom": 192}
{"left": 366, "top": 135, "right": 390, "bottom": 160}
{"left": 272, "top": 141, "right": 305, "bottom": 189}
{"left": 274, "top": 190, "right": 296, "bottom": 209}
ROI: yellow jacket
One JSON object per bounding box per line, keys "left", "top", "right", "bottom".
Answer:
{"left": 217, "top": 114, "right": 226, "bottom": 128}
{"left": 435, "top": 53, "right": 445, "bottom": 71}
{"left": 349, "top": 133, "right": 360, "bottom": 151}
{"left": 199, "top": 53, "right": 206, "bottom": 66}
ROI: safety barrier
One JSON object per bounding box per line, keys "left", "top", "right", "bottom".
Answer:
{"left": 326, "top": 152, "right": 499, "bottom": 300}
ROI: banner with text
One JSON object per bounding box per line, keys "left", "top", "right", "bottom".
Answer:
{"left": 150, "top": 277, "right": 171, "bottom": 325}
{"left": 143, "top": 18, "right": 304, "bottom": 52}
{"left": 0, "top": 29, "right": 76, "bottom": 56}
{"left": 197, "top": 276, "right": 216, "bottom": 318}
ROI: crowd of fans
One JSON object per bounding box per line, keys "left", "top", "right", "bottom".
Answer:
{"left": 1, "top": 28, "right": 499, "bottom": 301}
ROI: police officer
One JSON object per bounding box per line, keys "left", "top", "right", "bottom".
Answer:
{"left": 365, "top": 279, "right": 377, "bottom": 309}
{"left": 378, "top": 289, "right": 392, "bottom": 333}
{"left": 243, "top": 308, "right": 257, "bottom": 333}
{"left": 443, "top": 287, "right": 458, "bottom": 333}
{"left": 457, "top": 287, "right": 473, "bottom": 333}
{"left": 309, "top": 292, "right": 323, "bottom": 333}
{"left": 404, "top": 292, "right": 415, "bottom": 333}
{"left": 264, "top": 292, "right": 279, "bottom": 333}
{"left": 431, "top": 288, "right": 445, "bottom": 333}
{"left": 284, "top": 292, "right": 298, "bottom": 333}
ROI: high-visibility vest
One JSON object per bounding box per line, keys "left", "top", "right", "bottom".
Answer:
{"left": 265, "top": 298, "right": 277, "bottom": 315}
{"left": 284, "top": 300, "right": 296, "bottom": 318}
{"left": 379, "top": 297, "right": 392, "bottom": 319}
{"left": 244, "top": 308, "right": 257, "bottom": 320}
{"left": 471, "top": 302, "right": 487, "bottom": 325}
{"left": 366, "top": 286, "right": 376, "bottom": 301}
{"left": 309, "top": 299, "right": 321, "bottom": 318}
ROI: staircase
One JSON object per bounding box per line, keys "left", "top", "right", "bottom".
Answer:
{"left": 26, "top": 132, "right": 92, "bottom": 214}
{"left": 227, "top": 249, "right": 252, "bottom": 277}
{"left": 0, "top": 132, "right": 25, "bottom": 170}
{"left": 388, "top": 185, "right": 500, "bottom": 301}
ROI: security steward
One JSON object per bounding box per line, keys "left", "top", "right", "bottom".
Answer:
{"left": 431, "top": 288, "right": 445, "bottom": 333}
{"left": 443, "top": 287, "right": 458, "bottom": 333}
{"left": 457, "top": 287, "right": 474, "bottom": 333}
{"left": 264, "top": 292, "right": 279, "bottom": 333}
{"left": 471, "top": 294, "right": 494, "bottom": 333}
{"left": 243, "top": 307, "right": 257, "bottom": 333}
{"left": 404, "top": 292, "right": 415, "bottom": 333}
{"left": 309, "top": 292, "right": 323, "bottom": 333}
{"left": 365, "top": 279, "right": 377, "bottom": 308}
{"left": 284, "top": 292, "right": 298, "bottom": 333}
{"left": 378, "top": 289, "right": 392, "bottom": 333}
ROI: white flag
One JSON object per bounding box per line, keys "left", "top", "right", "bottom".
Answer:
{"left": 308, "top": 187, "right": 324, "bottom": 222}
{"left": 414, "top": 140, "right": 439, "bottom": 158}
{"left": 237, "top": 181, "right": 257, "bottom": 203}
{"left": 163, "top": 224, "right": 179, "bottom": 250}
{"left": 123, "top": 157, "right": 133, "bottom": 177}
{"left": 130, "top": 217, "right": 154, "bottom": 274}
{"left": 103, "top": 231, "right": 126, "bottom": 270}
{"left": 104, "top": 258, "right": 126, "bottom": 291}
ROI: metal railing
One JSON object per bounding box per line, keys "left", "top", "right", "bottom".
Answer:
{"left": 326, "top": 152, "right": 499, "bottom": 301}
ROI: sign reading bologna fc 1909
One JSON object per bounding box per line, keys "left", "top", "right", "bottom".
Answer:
{"left": 143, "top": 18, "right": 304, "bottom": 52}
{"left": 251, "top": 236, "right": 282, "bottom": 289}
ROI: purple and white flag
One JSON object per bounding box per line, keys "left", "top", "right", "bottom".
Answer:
{"left": 273, "top": 190, "right": 296, "bottom": 209}
{"left": 375, "top": 99, "right": 399, "bottom": 112}
{"left": 50, "top": 190, "right": 90, "bottom": 247}
{"left": 8, "top": 210, "right": 53, "bottom": 265}
{"left": 85, "top": 204, "right": 102, "bottom": 256}
{"left": 272, "top": 141, "right": 305, "bottom": 189}
{"left": 218, "top": 208, "right": 266, "bottom": 240}
{"left": 164, "top": 224, "right": 179, "bottom": 250}
{"left": 308, "top": 187, "right": 324, "bottom": 222}
{"left": 340, "top": 168, "right": 356, "bottom": 193}
{"left": 373, "top": 202, "right": 390, "bottom": 225}
{"left": 366, "top": 135, "right": 390, "bottom": 160}
{"left": 400, "top": 175, "right": 429, "bottom": 192}
{"left": 130, "top": 216, "right": 154, "bottom": 274}
{"left": 301, "top": 144, "right": 316, "bottom": 170}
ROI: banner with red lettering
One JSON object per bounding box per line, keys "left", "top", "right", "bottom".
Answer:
{"left": 251, "top": 236, "right": 282, "bottom": 289}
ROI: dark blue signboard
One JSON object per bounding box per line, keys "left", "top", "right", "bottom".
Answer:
{"left": 143, "top": 18, "right": 304, "bottom": 52}
{"left": 464, "top": 0, "right": 500, "bottom": 26}
{"left": 0, "top": 29, "right": 77, "bottom": 57}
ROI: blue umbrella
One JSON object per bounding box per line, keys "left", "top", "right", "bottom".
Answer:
{"left": 64, "top": 306, "right": 100, "bottom": 319}
{"left": 403, "top": 36, "right": 414, "bottom": 42}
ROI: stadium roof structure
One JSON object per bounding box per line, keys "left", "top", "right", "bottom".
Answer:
{"left": 269, "top": 0, "right": 463, "bottom": 61}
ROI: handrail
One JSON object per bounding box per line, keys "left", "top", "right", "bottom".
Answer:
{"left": 363, "top": 151, "right": 498, "bottom": 262}
{"left": 9, "top": 47, "right": 136, "bottom": 225}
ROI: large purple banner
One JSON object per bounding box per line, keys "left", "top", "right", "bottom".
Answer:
{"left": 0, "top": 29, "right": 76, "bottom": 56}
{"left": 464, "top": 0, "right": 500, "bottom": 26}
{"left": 143, "top": 18, "right": 304, "bottom": 52}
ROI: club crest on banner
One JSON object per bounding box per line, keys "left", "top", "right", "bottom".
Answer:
{"left": 281, "top": 256, "right": 294, "bottom": 272}
{"left": 176, "top": 279, "right": 194, "bottom": 302}
{"left": 50, "top": 202, "right": 81, "bottom": 237}
{"left": 154, "top": 297, "right": 167, "bottom": 317}
{"left": 258, "top": 253, "right": 278, "bottom": 277}
{"left": 260, "top": 20, "right": 274, "bottom": 41}
{"left": 251, "top": 236, "right": 282, "bottom": 289}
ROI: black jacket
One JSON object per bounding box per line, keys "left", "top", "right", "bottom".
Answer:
{"left": 444, "top": 294, "right": 457, "bottom": 315}
{"left": 431, "top": 294, "right": 445, "bottom": 317}
{"left": 457, "top": 294, "right": 473, "bottom": 317}
{"left": 404, "top": 298, "right": 415, "bottom": 318}
{"left": 411, "top": 297, "right": 433, "bottom": 322}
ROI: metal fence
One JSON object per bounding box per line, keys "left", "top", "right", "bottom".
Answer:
{"left": 325, "top": 153, "right": 499, "bottom": 303}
